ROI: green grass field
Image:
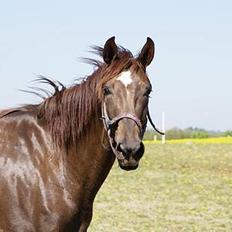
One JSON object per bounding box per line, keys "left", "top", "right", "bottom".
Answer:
{"left": 89, "top": 143, "right": 232, "bottom": 232}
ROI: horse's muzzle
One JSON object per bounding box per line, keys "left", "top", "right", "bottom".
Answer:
{"left": 117, "top": 142, "right": 144, "bottom": 171}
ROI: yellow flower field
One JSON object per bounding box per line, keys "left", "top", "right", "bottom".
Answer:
{"left": 144, "top": 137, "right": 232, "bottom": 144}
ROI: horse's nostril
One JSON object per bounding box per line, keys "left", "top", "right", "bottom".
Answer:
{"left": 118, "top": 143, "right": 140, "bottom": 157}
{"left": 120, "top": 144, "right": 132, "bottom": 155}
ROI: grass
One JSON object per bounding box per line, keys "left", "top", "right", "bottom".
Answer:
{"left": 89, "top": 143, "right": 232, "bottom": 232}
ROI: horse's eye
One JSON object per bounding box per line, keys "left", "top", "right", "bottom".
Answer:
{"left": 103, "top": 86, "right": 112, "bottom": 96}
{"left": 144, "top": 88, "right": 152, "bottom": 97}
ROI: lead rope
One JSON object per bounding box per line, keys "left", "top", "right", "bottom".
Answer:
{"left": 147, "top": 109, "right": 165, "bottom": 135}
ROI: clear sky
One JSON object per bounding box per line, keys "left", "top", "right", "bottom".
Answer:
{"left": 0, "top": 0, "right": 231, "bottom": 130}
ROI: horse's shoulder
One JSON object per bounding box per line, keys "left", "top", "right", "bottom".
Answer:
{"left": 0, "top": 106, "right": 43, "bottom": 138}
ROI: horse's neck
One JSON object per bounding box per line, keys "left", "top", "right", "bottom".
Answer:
{"left": 62, "top": 117, "right": 115, "bottom": 199}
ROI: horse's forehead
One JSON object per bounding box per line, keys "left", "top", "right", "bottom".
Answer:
{"left": 116, "top": 70, "right": 133, "bottom": 87}
{"left": 116, "top": 70, "right": 147, "bottom": 88}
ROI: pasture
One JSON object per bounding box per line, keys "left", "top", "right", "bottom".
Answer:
{"left": 89, "top": 142, "right": 232, "bottom": 231}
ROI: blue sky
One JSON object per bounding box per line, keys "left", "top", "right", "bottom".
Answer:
{"left": 0, "top": 0, "right": 231, "bottom": 130}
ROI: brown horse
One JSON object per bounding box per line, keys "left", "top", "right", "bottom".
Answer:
{"left": 0, "top": 37, "right": 161, "bottom": 231}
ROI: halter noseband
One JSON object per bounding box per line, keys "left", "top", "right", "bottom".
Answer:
{"left": 101, "top": 102, "right": 144, "bottom": 133}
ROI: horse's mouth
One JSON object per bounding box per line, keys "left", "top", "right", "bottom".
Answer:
{"left": 114, "top": 149, "right": 139, "bottom": 171}
{"left": 110, "top": 138, "right": 143, "bottom": 171}
{"left": 118, "top": 158, "right": 139, "bottom": 171}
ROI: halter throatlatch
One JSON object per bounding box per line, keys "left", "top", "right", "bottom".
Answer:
{"left": 101, "top": 102, "right": 164, "bottom": 159}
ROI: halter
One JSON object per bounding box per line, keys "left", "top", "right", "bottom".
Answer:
{"left": 101, "top": 102, "right": 143, "bottom": 132}
{"left": 101, "top": 102, "right": 164, "bottom": 159}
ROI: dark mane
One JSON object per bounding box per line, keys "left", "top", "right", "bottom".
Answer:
{"left": 21, "top": 46, "right": 143, "bottom": 150}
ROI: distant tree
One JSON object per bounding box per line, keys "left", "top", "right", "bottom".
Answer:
{"left": 165, "top": 127, "right": 191, "bottom": 140}
{"left": 143, "top": 127, "right": 226, "bottom": 140}
{"left": 191, "top": 130, "right": 209, "bottom": 138}
{"left": 223, "top": 130, "right": 232, "bottom": 137}
{"left": 144, "top": 129, "right": 156, "bottom": 140}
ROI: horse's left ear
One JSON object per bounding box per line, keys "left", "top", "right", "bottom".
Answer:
{"left": 103, "top": 36, "right": 118, "bottom": 64}
{"left": 137, "top": 37, "right": 155, "bottom": 68}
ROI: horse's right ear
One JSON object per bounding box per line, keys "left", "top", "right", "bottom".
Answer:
{"left": 103, "top": 36, "right": 118, "bottom": 64}
{"left": 137, "top": 37, "right": 155, "bottom": 68}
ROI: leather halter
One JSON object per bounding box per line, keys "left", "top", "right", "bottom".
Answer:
{"left": 101, "top": 102, "right": 164, "bottom": 159}
{"left": 101, "top": 102, "right": 143, "bottom": 160}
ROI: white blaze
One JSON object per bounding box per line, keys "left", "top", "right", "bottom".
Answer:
{"left": 117, "top": 71, "right": 133, "bottom": 87}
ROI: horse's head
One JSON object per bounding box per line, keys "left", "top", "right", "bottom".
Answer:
{"left": 100, "top": 37, "right": 155, "bottom": 171}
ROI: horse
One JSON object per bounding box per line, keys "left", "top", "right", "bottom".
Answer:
{"left": 0, "top": 37, "right": 162, "bottom": 231}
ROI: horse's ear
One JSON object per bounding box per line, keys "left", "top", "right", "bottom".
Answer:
{"left": 103, "top": 36, "right": 118, "bottom": 64}
{"left": 137, "top": 37, "right": 155, "bottom": 68}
